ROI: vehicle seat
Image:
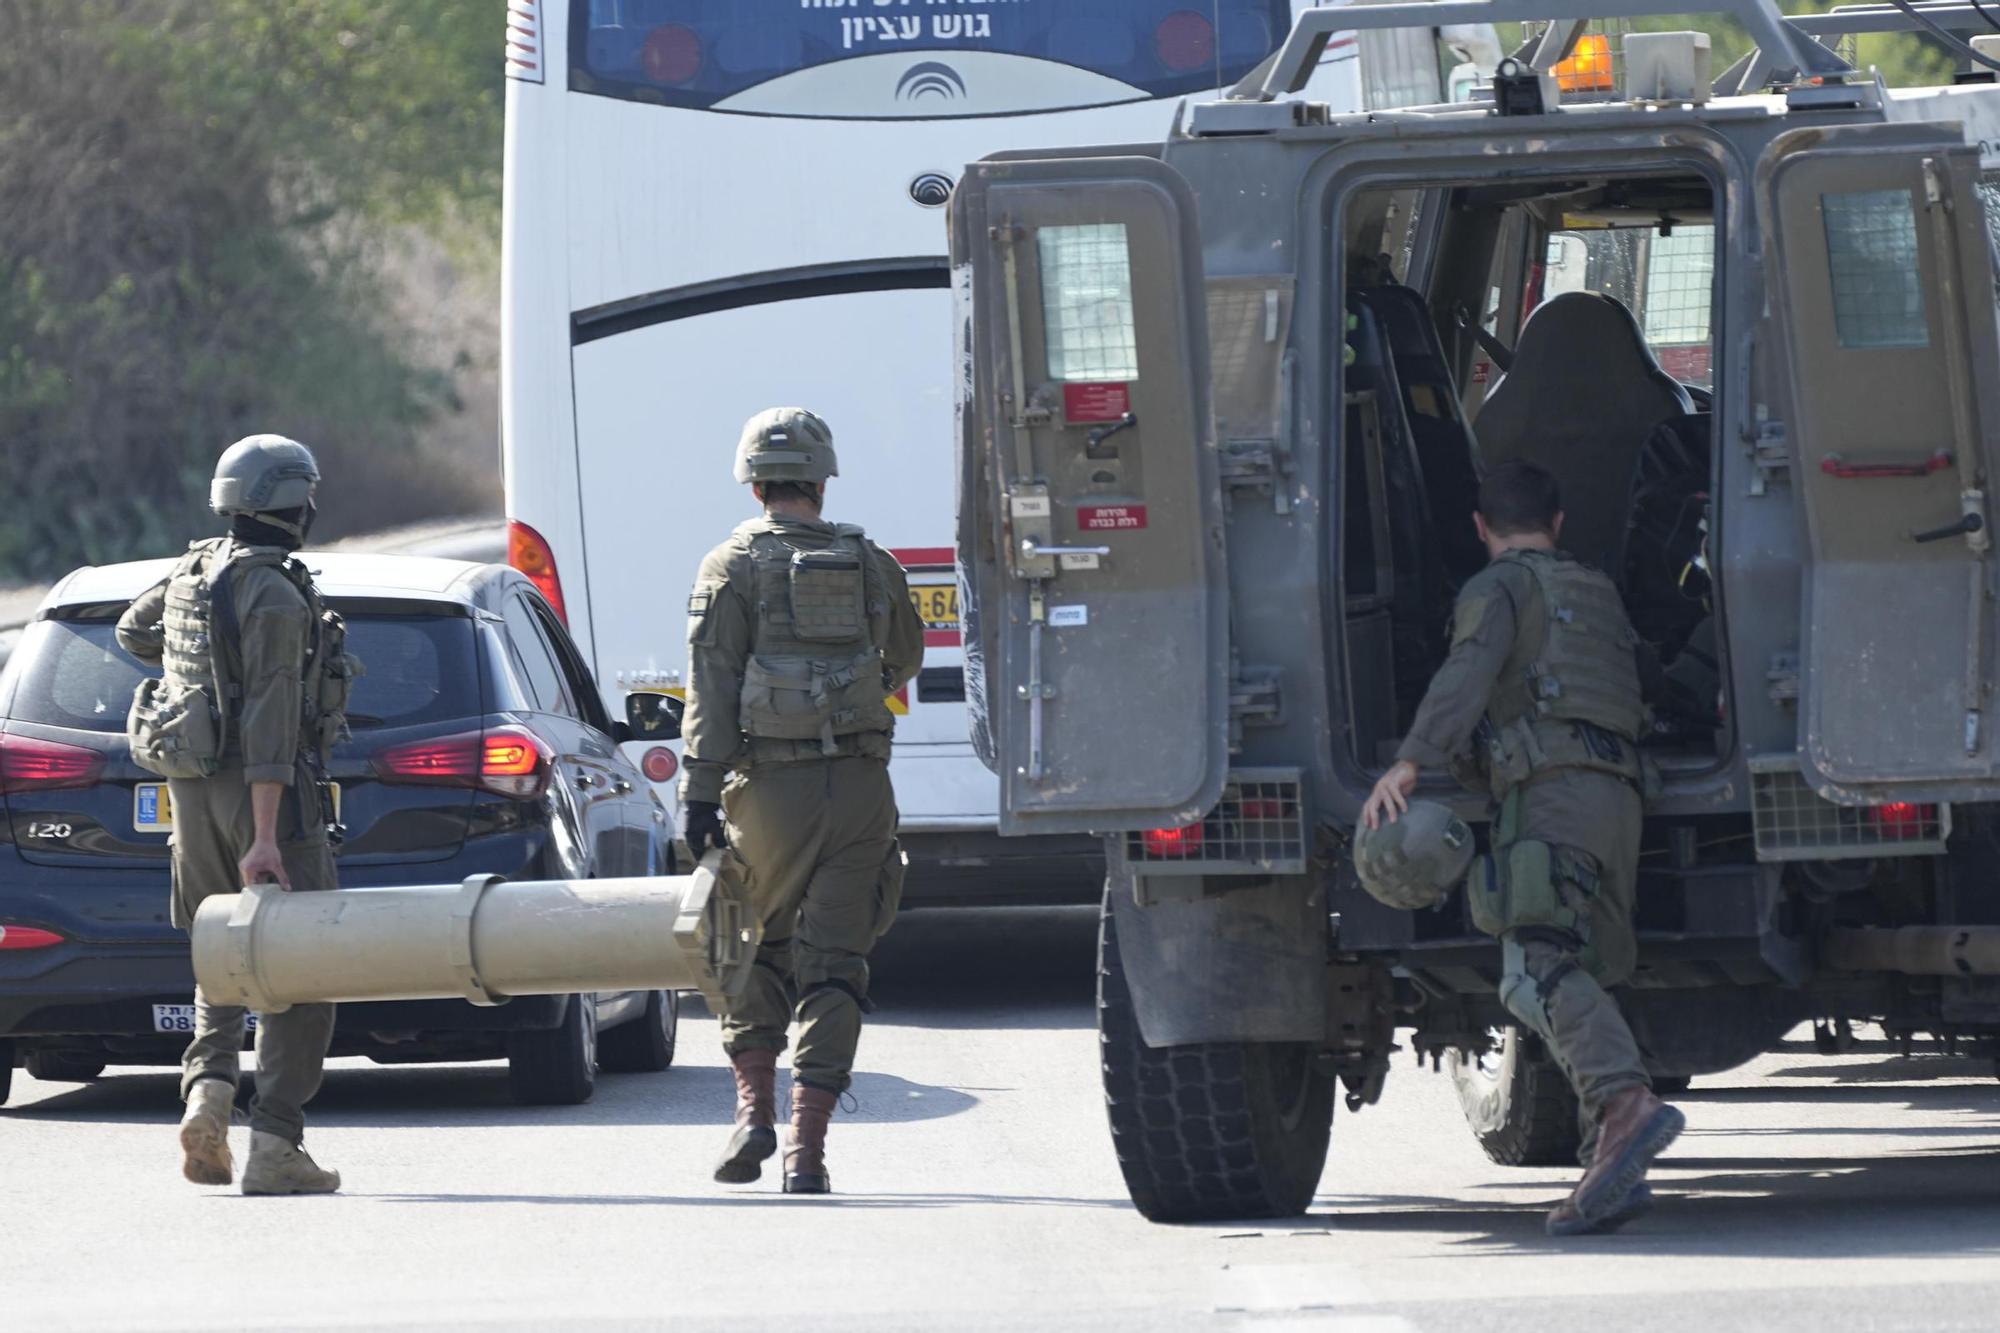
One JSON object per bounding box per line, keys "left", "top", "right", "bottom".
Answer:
{"left": 1344, "top": 300, "right": 1450, "bottom": 708}
{"left": 1474, "top": 292, "right": 1694, "bottom": 576}
{"left": 1351, "top": 286, "right": 1488, "bottom": 586}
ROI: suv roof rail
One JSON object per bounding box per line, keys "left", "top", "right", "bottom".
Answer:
{"left": 1231, "top": 0, "right": 1991, "bottom": 103}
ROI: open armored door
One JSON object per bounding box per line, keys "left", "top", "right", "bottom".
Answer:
{"left": 1762, "top": 125, "right": 2000, "bottom": 801}
{"left": 950, "top": 156, "right": 1227, "bottom": 836}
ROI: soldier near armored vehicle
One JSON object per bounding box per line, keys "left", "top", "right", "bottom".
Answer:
{"left": 1359, "top": 459, "right": 1683, "bottom": 1236}
{"left": 680, "top": 407, "right": 924, "bottom": 1194}
{"left": 116, "top": 435, "right": 360, "bottom": 1195}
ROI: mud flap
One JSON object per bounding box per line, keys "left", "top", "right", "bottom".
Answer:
{"left": 1108, "top": 866, "right": 1327, "bottom": 1046}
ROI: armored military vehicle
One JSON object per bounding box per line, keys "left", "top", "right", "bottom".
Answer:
{"left": 949, "top": 0, "right": 2000, "bottom": 1220}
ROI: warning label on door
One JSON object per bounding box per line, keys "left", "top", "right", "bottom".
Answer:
{"left": 1077, "top": 504, "right": 1148, "bottom": 532}
{"left": 1063, "top": 382, "right": 1131, "bottom": 423}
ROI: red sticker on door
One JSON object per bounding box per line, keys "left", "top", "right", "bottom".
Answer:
{"left": 1063, "top": 382, "right": 1131, "bottom": 423}
{"left": 1077, "top": 504, "right": 1148, "bottom": 532}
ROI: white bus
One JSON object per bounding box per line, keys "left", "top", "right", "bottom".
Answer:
{"left": 499, "top": 0, "right": 1484, "bottom": 900}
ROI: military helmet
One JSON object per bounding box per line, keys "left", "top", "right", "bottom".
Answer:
{"left": 1353, "top": 800, "right": 1475, "bottom": 911}
{"left": 211, "top": 434, "right": 320, "bottom": 520}
{"left": 734, "top": 407, "right": 838, "bottom": 485}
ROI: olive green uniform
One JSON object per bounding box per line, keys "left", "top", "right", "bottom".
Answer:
{"left": 117, "top": 543, "right": 341, "bottom": 1145}
{"left": 1397, "top": 549, "right": 1650, "bottom": 1129}
{"left": 681, "top": 514, "right": 923, "bottom": 1094}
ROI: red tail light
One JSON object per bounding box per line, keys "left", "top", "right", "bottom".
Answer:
{"left": 1867, "top": 802, "right": 1935, "bottom": 840}
{"left": 642, "top": 23, "right": 702, "bottom": 85}
{"left": 1155, "top": 11, "right": 1215, "bottom": 72}
{"left": 0, "top": 734, "right": 104, "bottom": 795}
{"left": 508, "top": 519, "right": 568, "bottom": 625}
{"left": 373, "top": 726, "right": 552, "bottom": 800}
{"left": 0, "top": 925, "right": 64, "bottom": 950}
{"left": 641, "top": 746, "right": 678, "bottom": 784}
{"left": 1142, "top": 823, "right": 1205, "bottom": 859}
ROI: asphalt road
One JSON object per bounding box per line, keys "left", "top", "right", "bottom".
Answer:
{"left": 3, "top": 906, "right": 1999, "bottom": 1332}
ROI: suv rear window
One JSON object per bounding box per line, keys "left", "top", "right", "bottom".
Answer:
{"left": 1, "top": 620, "right": 151, "bottom": 733}
{"left": 338, "top": 615, "right": 481, "bottom": 730}
{"left": 0, "top": 613, "right": 478, "bottom": 735}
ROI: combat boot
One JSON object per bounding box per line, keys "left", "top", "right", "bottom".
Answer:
{"left": 241, "top": 1131, "right": 341, "bottom": 1196}
{"left": 1547, "top": 1085, "right": 1683, "bottom": 1236}
{"left": 178, "top": 1077, "right": 235, "bottom": 1186}
{"left": 783, "top": 1084, "right": 840, "bottom": 1195}
{"left": 713, "top": 1048, "right": 779, "bottom": 1184}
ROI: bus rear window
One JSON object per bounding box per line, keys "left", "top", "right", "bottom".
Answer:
{"left": 570, "top": 0, "right": 1294, "bottom": 115}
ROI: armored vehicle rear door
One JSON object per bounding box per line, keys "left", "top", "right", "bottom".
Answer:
{"left": 1762, "top": 126, "right": 2000, "bottom": 800}
{"left": 950, "top": 156, "right": 1227, "bottom": 836}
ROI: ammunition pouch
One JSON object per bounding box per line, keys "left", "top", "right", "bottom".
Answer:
{"left": 1483, "top": 716, "right": 1641, "bottom": 798}
{"left": 1466, "top": 838, "right": 1598, "bottom": 942}
{"left": 128, "top": 675, "right": 222, "bottom": 780}
{"left": 308, "top": 609, "right": 361, "bottom": 763}
{"left": 739, "top": 652, "right": 892, "bottom": 752}
{"left": 788, "top": 547, "right": 868, "bottom": 643}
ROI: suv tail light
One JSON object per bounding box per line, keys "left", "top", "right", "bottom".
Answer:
{"left": 508, "top": 519, "right": 568, "bottom": 625}
{"left": 0, "top": 925, "right": 64, "bottom": 950}
{"left": 373, "top": 726, "right": 552, "bottom": 800}
{"left": 0, "top": 734, "right": 105, "bottom": 795}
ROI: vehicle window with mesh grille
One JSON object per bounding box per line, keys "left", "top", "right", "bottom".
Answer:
{"left": 1546, "top": 225, "right": 1716, "bottom": 387}
{"left": 1821, "top": 189, "right": 1928, "bottom": 349}
{"left": 1038, "top": 223, "right": 1139, "bottom": 382}
{"left": 1, "top": 621, "right": 154, "bottom": 733}
{"left": 1976, "top": 176, "right": 2000, "bottom": 310}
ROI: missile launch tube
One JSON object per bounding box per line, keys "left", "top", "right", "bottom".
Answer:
{"left": 190, "top": 856, "right": 761, "bottom": 1014}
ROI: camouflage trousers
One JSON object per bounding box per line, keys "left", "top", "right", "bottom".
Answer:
{"left": 168, "top": 772, "right": 338, "bottom": 1145}
{"left": 1492, "top": 769, "right": 1651, "bottom": 1141}
{"left": 719, "top": 755, "right": 904, "bottom": 1095}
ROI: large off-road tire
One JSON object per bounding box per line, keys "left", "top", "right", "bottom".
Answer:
{"left": 508, "top": 994, "right": 598, "bottom": 1106}
{"left": 0, "top": 1040, "right": 13, "bottom": 1106}
{"left": 1448, "top": 1025, "right": 1580, "bottom": 1167}
{"left": 597, "top": 989, "right": 679, "bottom": 1074}
{"left": 1098, "top": 890, "right": 1334, "bottom": 1222}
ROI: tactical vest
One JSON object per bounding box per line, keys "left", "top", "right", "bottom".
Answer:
{"left": 128, "top": 538, "right": 357, "bottom": 779}
{"left": 737, "top": 522, "right": 893, "bottom": 754}
{"left": 1480, "top": 549, "right": 1646, "bottom": 794}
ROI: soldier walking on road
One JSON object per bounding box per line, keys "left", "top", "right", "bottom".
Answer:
{"left": 118, "top": 435, "right": 359, "bottom": 1196}
{"left": 680, "top": 407, "right": 923, "bottom": 1194}
{"left": 1357, "top": 459, "right": 1682, "bottom": 1236}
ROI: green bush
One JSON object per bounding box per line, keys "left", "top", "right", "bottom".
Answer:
{"left": 0, "top": 0, "right": 500, "bottom": 582}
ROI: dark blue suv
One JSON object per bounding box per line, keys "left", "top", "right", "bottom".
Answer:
{"left": 0, "top": 554, "right": 678, "bottom": 1106}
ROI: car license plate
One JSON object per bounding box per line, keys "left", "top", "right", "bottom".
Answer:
{"left": 153, "top": 1004, "right": 255, "bottom": 1033}
{"left": 134, "top": 784, "right": 172, "bottom": 831}
{"left": 909, "top": 583, "right": 958, "bottom": 631}
{"left": 134, "top": 783, "right": 339, "bottom": 833}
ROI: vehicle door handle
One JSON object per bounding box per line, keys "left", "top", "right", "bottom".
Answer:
{"left": 1018, "top": 538, "right": 1111, "bottom": 559}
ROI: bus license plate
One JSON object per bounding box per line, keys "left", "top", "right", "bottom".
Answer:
{"left": 153, "top": 1004, "right": 255, "bottom": 1034}
{"left": 909, "top": 584, "right": 958, "bottom": 631}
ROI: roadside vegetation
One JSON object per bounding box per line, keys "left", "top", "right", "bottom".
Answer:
{"left": 0, "top": 1, "right": 501, "bottom": 582}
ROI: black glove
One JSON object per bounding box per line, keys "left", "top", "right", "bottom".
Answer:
{"left": 683, "top": 801, "right": 728, "bottom": 859}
